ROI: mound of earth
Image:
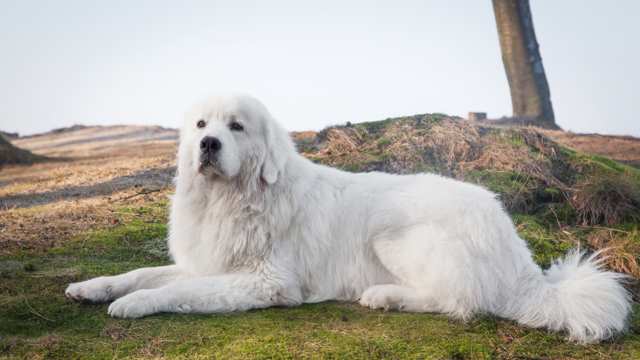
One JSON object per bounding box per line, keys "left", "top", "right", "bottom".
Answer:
{"left": 0, "top": 134, "right": 46, "bottom": 166}
{"left": 293, "top": 115, "right": 640, "bottom": 222}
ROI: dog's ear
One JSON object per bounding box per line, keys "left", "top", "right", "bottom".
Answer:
{"left": 260, "top": 116, "right": 291, "bottom": 185}
{"left": 261, "top": 151, "right": 280, "bottom": 185}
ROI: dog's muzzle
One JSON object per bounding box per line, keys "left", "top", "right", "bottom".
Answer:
{"left": 199, "top": 136, "right": 222, "bottom": 173}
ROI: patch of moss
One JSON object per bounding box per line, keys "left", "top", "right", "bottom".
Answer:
{"left": 410, "top": 114, "right": 447, "bottom": 131}
{"left": 590, "top": 154, "right": 634, "bottom": 173}
{"left": 376, "top": 137, "right": 392, "bottom": 148}
{"left": 52, "top": 220, "right": 168, "bottom": 263}
{"left": 564, "top": 147, "right": 640, "bottom": 182}
{"left": 466, "top": 170, "right": 524, "bottom": 194}
{"left": 295, "top": 137, "right": 318, "bottom": 154}
{"left": 542, "top": 186, "right": 562, "bottom": 200}
{"left": 429, "top": 113, "right": 448, "bottom": 121}
{"left": 506, "top": 132, "right": 527, "bottom": 148}
{"left": 351, "top": 113, "right": 446, "bottom": 137}
{"left": 465, "top": 170, "right": 543, "bottom": 213}
{"left": 512, "top": 214, "right": 574, "bottom": 267}
{"left": 338, "top": 157, "right": 389, "bottom": 174}
{"left": 340, "top": 163, "right": 364, "bottom": 173}
{"left": 355, "top": 117, "right": 396, "bottom": 135}
{"left": 539, "top": 202, "right": 577, "bottom": 226}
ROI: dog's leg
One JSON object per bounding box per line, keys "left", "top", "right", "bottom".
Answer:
{"left": 65, "top": 265, "right": 187, "bottom": 303}
{"left": 107, "top": 273, "right": 300, "bottom": 318}
{"left": 361, "top": 225, "right": 470, "bottom": 316}
{"left": 359, "top": 284, "right": 439, "bottom": 312}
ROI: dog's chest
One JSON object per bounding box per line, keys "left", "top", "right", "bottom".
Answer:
{"left": 169, "top": 197, "right": 273, "bottom": 274}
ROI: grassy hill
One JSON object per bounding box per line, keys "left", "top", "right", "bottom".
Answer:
{"left": 1, "top": 117, "right": 639, "bottom": 359}
{"left": 295, "top": 116, "right": 640, "bottom": 274}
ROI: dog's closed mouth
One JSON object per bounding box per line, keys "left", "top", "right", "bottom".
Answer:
{"left": 198, "top": 160, "right": 224, "bottom": 177}
{"left": 198, "top": 161, "right": 213, "bottom": 173}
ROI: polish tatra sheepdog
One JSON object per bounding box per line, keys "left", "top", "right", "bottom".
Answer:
{"left": 66, "top": 95, "right": 630, "bottom": 343}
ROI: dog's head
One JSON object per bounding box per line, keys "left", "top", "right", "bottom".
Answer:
{"left": 178, "top": 95, "right": 293, "bottom": 185}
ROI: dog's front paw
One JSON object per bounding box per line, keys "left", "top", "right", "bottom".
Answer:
{"left": 108, "top": 290, "right": 158, "bottom": 318}
{"left": 65, "top": 277, "right": 114, "bottom": 303}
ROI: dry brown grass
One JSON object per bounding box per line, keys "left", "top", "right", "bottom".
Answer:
{"left": 542, "top": 130, "right": 640, "bottom": 168}
{"left": 302, "top": 117, "right": 484, "bottom": 175}
{"left": 0, "top": 188, "right": 172, "bottom": 255}
{"left": 572, "top": 173, "right": 640, "bottom": 226}
{"left": 410, "top": 120, "right": 481, "bottom": 175}
{"left": 303, "top": 119, "right": 574, "bottom": 205}
{"left": 0, "top": 125, "right": 177, "bottom": 254}
{"left": 587, "top": 228, "right": 640, "bottom": 279}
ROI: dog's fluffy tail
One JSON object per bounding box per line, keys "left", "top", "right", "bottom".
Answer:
{"left": 503, "top": 250, "right": 631, "bottom": 343}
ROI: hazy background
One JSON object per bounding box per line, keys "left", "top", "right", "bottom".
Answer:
{"left": 1, "top": 0, "right": 638, "bottom": 136}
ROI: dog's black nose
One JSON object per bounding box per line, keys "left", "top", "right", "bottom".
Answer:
{"left": 200, "top": 136, "right": 222, "bottom": 153}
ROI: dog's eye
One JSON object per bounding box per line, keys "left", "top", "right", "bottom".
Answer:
{"left": 197, "top": 119, "right": 206, "bottom": 129}
{"left": 229, "top": 122, "right": 244, "bottom": 132}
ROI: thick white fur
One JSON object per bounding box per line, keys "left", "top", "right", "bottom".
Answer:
{"left": 66, "top": 95, "right": 631, "bottom": 343}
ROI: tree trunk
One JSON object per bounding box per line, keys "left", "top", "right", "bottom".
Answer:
{"left": 492, "top": 0, "right": 558, "bottom": 129}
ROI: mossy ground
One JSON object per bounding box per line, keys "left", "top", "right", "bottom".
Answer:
{"left": 3, "top": 117, "right": 640, "bottom": 358}
{"left": 1, "top": 201, "right": 639, "bottom": 358}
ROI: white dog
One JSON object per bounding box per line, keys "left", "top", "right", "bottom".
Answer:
{"left": 66, "top": 95, "right": 630, "bottom": 343}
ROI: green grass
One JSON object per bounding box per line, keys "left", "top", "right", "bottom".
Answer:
{"left": 465, "top": 170, "right": 546, "bottom": 213}
{"left": 1, "top": 203, "right": 640, "bottom": 359}
{"left": 512, "top": 214, "right": 574, "bottom": 267}
{"left": 561, "top": 147, "right": 640, "bottom": 182}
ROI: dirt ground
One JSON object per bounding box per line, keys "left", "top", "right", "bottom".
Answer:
{"left": 0, "top": 125, "right": 177, "bottom": 254}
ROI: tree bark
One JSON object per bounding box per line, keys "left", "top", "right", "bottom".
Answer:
{"left": 492, "top": 0, "right": 558, "bottom": 129}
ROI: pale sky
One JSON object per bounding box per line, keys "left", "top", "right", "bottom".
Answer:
{"left": 1, "top": 1, "right": 639, "bottom": 136}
